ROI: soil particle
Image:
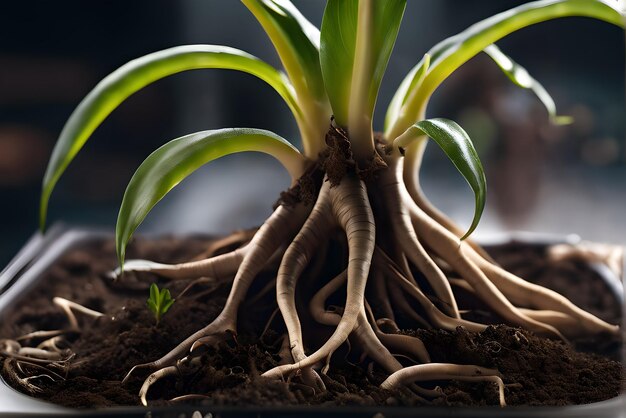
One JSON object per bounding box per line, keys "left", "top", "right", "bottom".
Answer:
{"left": 410, "top": 325, "right": 622, "bottom": 406}
{"left": 321, "top": 123, "right": 387, "bottom": 186}
{"left": 0, "top": 236, "right": 622, "bottom": 409}
{"left": 275, "top": 163, "right": 324, "bottom": 208}
{"left": 321, "top": 122, "right": 355, "bottom": 186}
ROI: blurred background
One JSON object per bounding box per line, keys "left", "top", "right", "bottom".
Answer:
{"left": 0, "top": 0, "right": 624, "bottom": 266}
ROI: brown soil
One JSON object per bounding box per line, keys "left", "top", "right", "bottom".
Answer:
{"left": 0, "top": 235, "right": 622, "bottom": 408}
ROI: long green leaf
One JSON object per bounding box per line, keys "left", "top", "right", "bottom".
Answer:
{"left": 384, "top": 53, "right": 430, "bottom": 132}
{"left": 387, "top": 0, "right": 624, "bottom": 138}
{"left": 242, "top": 0, "right": 331, "bottom": 155}
{"left": 242, "top": 0, "right": 325, "bottom": 101}
{"left": 394, "top": 118, "right": 486, "bottom": 239}
{"left": 40, "top": 45, "right": 300, "bottom": 230}
{"left": 116, "top": 128, "right": 305, "bottom": 266}
{"left": 483, "top": 44, "right": 572, "bottom": 125}
{"left": 320, "top": 0, "right": 406, "bottom": 127}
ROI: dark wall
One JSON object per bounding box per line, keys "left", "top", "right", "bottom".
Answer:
{"left": 0, "top": 1, "right": 623, "bottom": 264}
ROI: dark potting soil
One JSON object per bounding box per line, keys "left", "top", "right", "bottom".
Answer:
{"left": 0, "top": 235, "right": 622, "bottom": 408}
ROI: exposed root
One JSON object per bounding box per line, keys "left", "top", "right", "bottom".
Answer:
{"left": 123, "top": 204, "right": 310, "bottom": 385}
{"left": 0, "top": 297, "right": 101, "bottom": 393}
{"left": 380, "top": 363, "right": 506, "bottom": 407}
{"left": 378, "top": 163, "right": 459, "bottom": 318}
{"left": 94, "top": 143, "right": 618, "bottom": 406}
{"left": 140, "top": 365, "right": 178, "bottom": 406}
{"left": 112, "top": 245, "right": 248, "bottom": 281}
{"left": 277, "top": 180, "right": 333, "bottom": 390}
{"left": 364, "top": 303, "right": 430, "bottom": 364}
{"left": 169, "top": 394, "right": 212, "bottom": 403}
{"left": 262, "top": 173, "right": 375, "bottom": 380}
{"left": 192, "top": 229, "right": 255, "bottom": 260}
{"left": 52, "top": 297, "right": 103, "bottom": 331}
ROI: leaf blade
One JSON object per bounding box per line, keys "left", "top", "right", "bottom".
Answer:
{"left": 242, "top": 0, "right": 331, "bottom": 154}
{"left": 242, "top": 0, "right": 325, "bottom": 100}
{"left": 395, "top": 118, "right": 486, "bottom": 239}
{"left": 387, "top": 0, "right": 624, "bottom": 137}
{"left": 483, "top": 44, "right": 572, "bottom": 125}
{"left": 320, "top": 0, "right": 406, "bottom": 127}
{"left": 40, "top": 45, "right": 300, "bottom": 230}
{"left": 115, "top": 128, "right": 304, "bottom": 266}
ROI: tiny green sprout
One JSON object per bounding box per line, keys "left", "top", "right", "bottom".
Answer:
{"left": 147, "top": 283, "right": 175, "bottom": 325}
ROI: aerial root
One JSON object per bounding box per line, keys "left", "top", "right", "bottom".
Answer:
{"left": 408, "top": 189, "right": 617, "bottom": 337}
{"left": 396, "top": 164, "right": 569, "bottom": 341}
{"left": 381, "top": 363, "right": 506, "bottom": 407}
{"left": 470, "top": 253, "right": 619, "bottom": 336}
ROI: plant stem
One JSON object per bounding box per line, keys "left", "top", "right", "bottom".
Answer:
{"left": 348, "top": 0, "right": 376, "bottom": 162}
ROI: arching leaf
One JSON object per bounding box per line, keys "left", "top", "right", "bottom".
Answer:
{"left": 242, "top": 0, "right": 325, "bottom": 101}
{"left": 483, "top": 44, "right": 572, "bottom": 125}
{"left": 242, "top": 0, "right": 331, "bottom": 154}
{"left": 40, "top": 45, "right": 300, "bottom": 230}
{"left": 395, "top": 118, "right": 486, "bottom": 239}
{"left": 387, "top": 0, "right": 624, "bottom": 138}
{"left": 116, "top": 128, "right": 305, "bottom": 266}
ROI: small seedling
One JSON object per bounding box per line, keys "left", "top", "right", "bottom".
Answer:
{"left": 147, "top": 283, "right": 175, "bottom": 325}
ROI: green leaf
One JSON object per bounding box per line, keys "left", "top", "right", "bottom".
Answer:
{"left": 395, "top": 118, "right": 486, "bottom": 239}
{"left": 40, "top": 45, "right": 301, "bottom": 231}
{"left": 162, "top": 297, "right": 175, "bottom": 314}
{"left": 242, "top": 0, "right": 331, "bottom": 155}
{"left": 320, "top": 0, "right": 406, "bottom": 127}
{"left": 116, "top": 128, "right": 304, "bottom": 266}
{"left": 147, "top": 300, "right": 158, "bottom": 314}
{"left": 483, "top": 44, "right": 572, "bottom": 125}
{"left": 384, "top": 53, "right": 430, "bottom": 132}
{"left": 387, "top": 0, "right": 624, "bottom": 138}
{"left": 242, "top": 0, "right": 326, "bottom": 101}
{"left": 149, "top": 283, "right": 159, "bottom": 303}
{"left": 147, "top": 283, "right": 175, "bottom": 325}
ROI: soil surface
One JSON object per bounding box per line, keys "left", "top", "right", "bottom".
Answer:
{"left": 0, "top": 235, "right": 622, "bottom": 408}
